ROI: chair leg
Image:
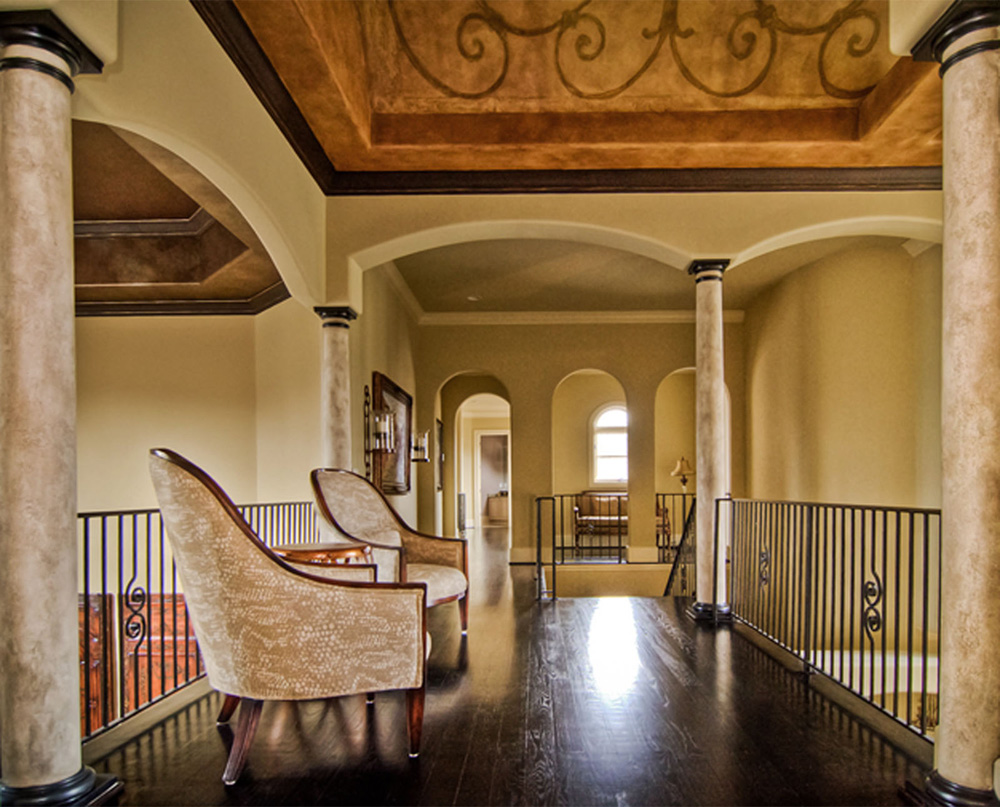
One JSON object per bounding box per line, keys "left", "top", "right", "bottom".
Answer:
{"left": 222, "top": 698, "right": 263, "bottom": 785}
{"left": 366, "top": 692, "right": 375, "bottom": 705}
{"left": 459, "top": 594, "right": 469, "bottom": 635}
{"left": 217, "top": 693, "right": 239, "bottom": 724}
{"left": 406, "top": 687, "right": 425, "bottom": 759}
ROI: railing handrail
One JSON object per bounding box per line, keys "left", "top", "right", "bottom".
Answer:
{"left": 723, "top": 496, "right": 941, "bottom": 517}
{"left": 78, "top": 500, "right": 314, "bottom": 520}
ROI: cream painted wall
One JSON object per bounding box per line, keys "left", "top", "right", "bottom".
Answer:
{"left": 655, "top": 370, "right": 697, "bottom": 494}
{"left": 351, "top": 265, "right": 420, "bottom": 525}
{"left": 551, "top": 371, "right": 627, "bottom": 494}
{"left": 415, "top": 320, "right": 746, "bottom": 563}
{"left": 254, "top": 298, "right": 323, "bottom": 502}
{"left": 76, "top": 316, "right": 257, "bottom": 511}
{"left": 745, "top": 243, "right": 941, "bottom": 507}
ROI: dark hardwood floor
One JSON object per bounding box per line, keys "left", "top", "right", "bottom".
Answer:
{"left": 94, "top": 525, "right": 927, "bottom": 805}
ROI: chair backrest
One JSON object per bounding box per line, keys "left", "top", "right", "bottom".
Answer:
{"left": 312, "top": 469, "right": 406, "bottom": 543}
{"left": 148, "top": 448, "right": 307, "bottom": 694}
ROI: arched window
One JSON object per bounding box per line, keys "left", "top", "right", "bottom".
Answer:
{"left": 592, "top": 404, "right": 628, "bottom": 484}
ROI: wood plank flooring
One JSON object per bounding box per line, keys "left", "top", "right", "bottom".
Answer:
{"left": 93, "top": 526, "right": 926, "bottom": 805}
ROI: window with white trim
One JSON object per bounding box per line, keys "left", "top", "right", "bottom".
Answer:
{"left": 592, "top": 405, "right": 628, "bottom": 484}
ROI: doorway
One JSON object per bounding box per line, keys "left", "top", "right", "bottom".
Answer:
{"left": 475, "top": 430, "right": 510, "bottom": 531}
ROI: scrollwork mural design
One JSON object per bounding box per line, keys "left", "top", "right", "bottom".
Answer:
{"left": 388, "top": 0, "right": 880, "bottom": 101}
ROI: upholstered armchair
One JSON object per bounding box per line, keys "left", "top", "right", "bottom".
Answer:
{"left": 311, "top": 469, "right": 469, "bottom": 633}
{"left": 149, "top": 449, "right": 428, "bottom": 785}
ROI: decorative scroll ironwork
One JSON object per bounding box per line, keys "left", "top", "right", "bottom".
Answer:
{"left": 123, "top": 580, "right": 147, "bottom": 646}
{"left": 759, "top": 548, "right": 770, "bottom": 587}
{"left": 863, "top": 576, "right": 883, "bottom": 639}
{"left": 388, "top": 0, "right": 880, "bottom": 101}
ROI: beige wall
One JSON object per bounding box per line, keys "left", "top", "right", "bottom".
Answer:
{"left": 552, "top": 371, "right": 627, "bottom": 494}
{"left": 351, "top": 264, "right": 421, "bottom": 525}
{"left": 254, "top": 299, "right": 322, "bottom": 502}
{"left": 745, "top": 243, "right": 941, "bottom": 507}
{"left": 655, "top": 369, "right": 698, "bottom": 494}
{"left": 76, "top": 316, "right": 257, "bottom": 511}
{"left": 415, "top": 320, "right": 746, "bottom": 563}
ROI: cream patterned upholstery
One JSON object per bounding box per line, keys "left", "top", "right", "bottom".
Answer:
{"left": 311, "top": 468, "right": 470, "bottom": 632}
{"left": 149, "top": 449, "right": 428, "bottom": 784}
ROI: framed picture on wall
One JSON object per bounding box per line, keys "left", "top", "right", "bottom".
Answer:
{"left": 436, "top": 418, "right": 444, "bottom": 491}
{"left": 372, "top": 371, "right": 412, "bottom": 495}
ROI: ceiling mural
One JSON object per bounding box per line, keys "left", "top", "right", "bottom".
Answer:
{"left": 219, "top": 0, "right": 940, "bottom": 177}
{"left": 385, "top": 0, "right": 887, "bottom": 103}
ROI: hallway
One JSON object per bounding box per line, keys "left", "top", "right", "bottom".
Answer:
{"left": 92, "top": 527, "right": 926, "bottom": 806}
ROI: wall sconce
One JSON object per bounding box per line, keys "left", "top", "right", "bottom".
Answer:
{"left": 411, "top": 431, "right": 430, "bottom": 463}
{"left": 671, "top": 456, "right": 694, "bottom": 493}
{"left": 364, "top": 385, "right": 396, "bottom": 480}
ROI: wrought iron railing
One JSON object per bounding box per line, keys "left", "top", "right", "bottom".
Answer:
{"left": 78, "top": 501, "right": 320, "bottom": 740}
{"left": 655, "top": 493, "right": 694, "bottom": 564}
{"left": 663, "top": 501, "right": 696, "bottom": 598}
{"left": 534, "top": 492, "right": 694, "bottom": 600}
{"left": 723, "top": 498, "right": 941, "bottom": 739}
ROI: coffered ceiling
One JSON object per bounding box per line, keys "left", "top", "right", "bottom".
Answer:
{"left": 200, "top": 0, "right": 942, "bottom": 192}
{"left": 72, "top": 122, "right": 288, "bottom": 315}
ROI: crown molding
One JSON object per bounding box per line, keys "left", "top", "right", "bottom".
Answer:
{"left": 75, "top": 280, "right": 289, "bottom": 317}
{"left": 419, "top": 310, "right": 745, "bottom": 326}
{"left": 74, "top": 207, "right": 213, "bottom": 239}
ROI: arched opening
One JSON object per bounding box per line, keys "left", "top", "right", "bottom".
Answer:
{"left": 552, "top": 370, "right": 628, "bottom": 494}
{"left": 437, "top": 374, "right": 511, "bottom": 553}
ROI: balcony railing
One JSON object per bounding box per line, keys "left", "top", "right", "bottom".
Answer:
{"left": 534, "top": 492, "right": 694, "bottom": 599}
{"left": 78, "top": 501, "right": 321, "bottom": 740}
{"left": 723, "top": 498, "right": 941, "bottom": 739}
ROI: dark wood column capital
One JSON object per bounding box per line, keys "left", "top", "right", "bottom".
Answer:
{"left": 314, "top": 306, "right": 358, "bottom": 328}
{"left": 0, "top": 10, "right": 103, "bottom": 93}
{"left": 912, "top": 1, "right": 1000, "bottom": 76}
{"left": 687, "top": 259, "right": 730, "bottom": 283}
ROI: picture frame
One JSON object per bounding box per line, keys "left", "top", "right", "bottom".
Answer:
{"left": 436, "top": 418, "right": 444, "bottom": 491}
{"left": 372, "top": 371, "right": 412, "bottom": 495}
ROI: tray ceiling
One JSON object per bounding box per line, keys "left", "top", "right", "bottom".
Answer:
{"left": 216, "top": 0, "right": 941, "bottom": 185}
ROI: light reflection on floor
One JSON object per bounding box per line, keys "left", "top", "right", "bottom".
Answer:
{"left": 588, "top": 597, "right": 640, "bottom": 700}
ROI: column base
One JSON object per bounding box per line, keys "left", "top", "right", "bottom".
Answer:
{"left": 0, "top": 767, "right": 123, "bottom": 806}
{"left": 686, "top": 601, "right": 733, "bottom": 625}
{"left": 917, "top": 771, "right": 998, "bottom": 807}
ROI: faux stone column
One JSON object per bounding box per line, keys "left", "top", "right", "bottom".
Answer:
{"left": 0, "top": 12, "right": 119, "bottom": 806}
{"left": 914, "top": 6, "right": 1000, "bottom": 805}
{"left": 315, "top": 307, "right": 357, "bottom": 469}
{"left": 687, "top": 259, "right": 731, "bottom": 623}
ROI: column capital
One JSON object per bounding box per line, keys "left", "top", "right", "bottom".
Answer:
{"left": 315, "top": 306, "right": 358, "bottom": 328}
{"left": 687, "top": 259, "right": 730, "bottom": 283}
{"left": 0, "top": 10, "right": 103, "bottom": 93}
{"left": 912, "top": 1, "right": 1000, "bottom": 76}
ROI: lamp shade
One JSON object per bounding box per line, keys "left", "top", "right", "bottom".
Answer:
{"left": 671, "top": 457, "right": 694, "bottom": 478}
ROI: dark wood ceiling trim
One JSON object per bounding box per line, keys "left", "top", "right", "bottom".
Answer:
{"left": 323, "top": 166, "right": 942, "bottom": 195}
{"left": 75, "top": 281, "right": 290, "bottom": 317}
{"left": 190, "top": 0, "right": 339, "bottom": 191}
{"left": 191, "top": 0, "right": 942, "bottom": 196}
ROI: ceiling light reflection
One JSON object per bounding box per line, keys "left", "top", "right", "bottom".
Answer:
{"left": 588, "top": 598, "right": 639, "bottom": 701}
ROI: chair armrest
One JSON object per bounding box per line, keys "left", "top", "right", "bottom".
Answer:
{"left": 398, "top": 528, "right": 467, "bottom": 576}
